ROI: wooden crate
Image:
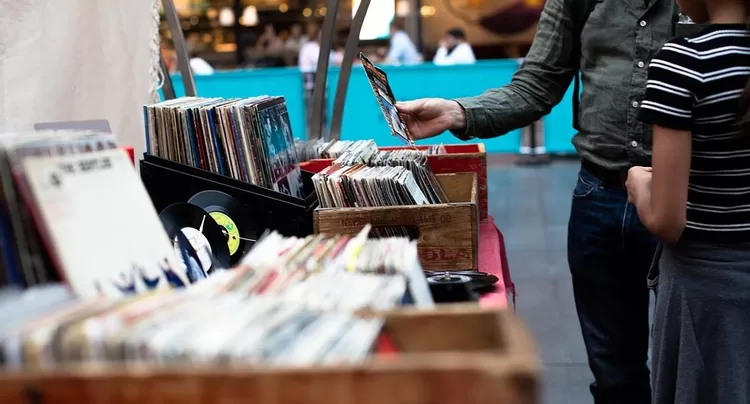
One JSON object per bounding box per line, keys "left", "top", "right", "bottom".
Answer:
{"left": 0, "top": 305, "right": 539, "bottom": 404}
{"left": 300, "top": 143, "right": 489, "bottom": 223}
{"left": 314, "top": 172, "right": 479, "bottom": 271}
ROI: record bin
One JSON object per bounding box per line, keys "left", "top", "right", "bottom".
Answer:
{"left": 301, "top": 143, "right": 489, "bottom": 223}
{"left": 314, "top": 172, "right": 479, "bottom": 271}
{"left": 0, "top": 305, "right": 539, "bottom": 404}
{"left": 140, "top": 154, "right": 318, "bottom": 237}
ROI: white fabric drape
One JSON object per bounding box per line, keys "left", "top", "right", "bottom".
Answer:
{"left": 0, "top": 0, "right": 161, "bottom": 159}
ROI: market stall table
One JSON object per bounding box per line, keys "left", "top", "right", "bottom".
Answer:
{"left": 479, "top": 216, "right": 514, "bottom": 308}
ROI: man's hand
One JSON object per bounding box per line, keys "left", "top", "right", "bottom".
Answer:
{"left": 625, "top": 166, "right": 652, "bottom": 204}
{"left": 395, "top": 98, "right": 467, "bottom": 141}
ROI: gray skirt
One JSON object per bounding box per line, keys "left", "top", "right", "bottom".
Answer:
{"left": 653, "top": 240, "right": 750, "bottom": 404}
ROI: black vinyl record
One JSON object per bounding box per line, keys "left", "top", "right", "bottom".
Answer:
{"left": 188, "top": 190, "right": 257, "bottom": 265}
{"left": 159, "top": 202, "right": 231, "bottom": 270}
{"left": 426, "top": 274, "right": 477, "bottom": 303}
{"left": 424, "top": 270, "right": 499, "bottom": 289}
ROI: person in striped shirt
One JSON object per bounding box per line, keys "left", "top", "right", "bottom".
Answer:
{"left": 625, "top": 3, "right": 750, "bottom": 402}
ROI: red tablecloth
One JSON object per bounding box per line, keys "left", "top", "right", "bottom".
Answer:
{"left": 478, "top": 216, "right": 515, "bottom": 309}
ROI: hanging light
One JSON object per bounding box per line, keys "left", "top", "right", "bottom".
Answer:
{"left": 419, "top": 5, "right": 436, "bottom": 16}
{"left": 240, "top": 5, "right": 259, "bottom": 26}
{"left": 218, "top": 7, "right": 235, "bottom": 27}
{"left": 396, "top": 0, "right": 411, "bottom": 16}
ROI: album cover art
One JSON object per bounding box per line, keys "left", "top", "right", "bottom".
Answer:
{"left": 359, "top": 53, "right": 415, "bottom": 146}
{"left": 258, "top": 99, "right": 303, "bottom": 198}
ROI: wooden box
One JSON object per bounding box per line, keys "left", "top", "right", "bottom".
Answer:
{"left": 314, "top": 172, "right": 479, "bottom": 271}
{"left": 0, "top": 305, "right": 539, "bottom": 404}
{"left": 300, "top": 143, "right": 489, "bottom": 223}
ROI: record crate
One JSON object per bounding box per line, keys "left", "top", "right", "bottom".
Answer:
{"left": 314, "top": 172, "right": 479, "bottom": 271}
{"left": 301, "top": 143, "right": 489, "bottom": 223}
{"left": 0, "top": 305, "right": 539, "bottom": 404}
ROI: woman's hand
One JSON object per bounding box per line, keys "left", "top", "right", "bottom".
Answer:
{"left": 625, "top": 166, "right": 652, "bottom": 204}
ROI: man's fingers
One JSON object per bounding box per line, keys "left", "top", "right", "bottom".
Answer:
{"left": 395, "top": 101, "right": 419, "bottom": 114}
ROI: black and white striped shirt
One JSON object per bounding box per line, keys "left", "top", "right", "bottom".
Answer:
{"left": 638, "top": 24, "right": 750, "bottom": 243}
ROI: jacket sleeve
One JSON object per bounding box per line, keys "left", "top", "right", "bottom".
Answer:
{"left": 452, "top": 0, "right": 578, "bottom": 140}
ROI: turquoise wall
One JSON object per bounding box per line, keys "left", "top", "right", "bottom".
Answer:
{"left": 168, "top": 60, "right": 577, "bottom": 154}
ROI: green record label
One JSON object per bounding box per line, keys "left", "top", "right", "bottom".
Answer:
{"left": 209, "top": 212, "right": 241, "bottom": 255}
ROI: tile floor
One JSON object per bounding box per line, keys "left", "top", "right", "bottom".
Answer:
{"left": 487, "top": 160, "right": 594, "bottom": 403}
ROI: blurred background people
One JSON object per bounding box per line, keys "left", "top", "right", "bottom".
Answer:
{"left": 285, "top": 23, "right": 307, "bottom": 53}
{"left": 433, "top": 28, "right": 476, "bottom": 66}
{"left": 514, "top": 58, "right": 546, "bottom": 164}
{"left": 256, "top": 24, "right": 285, "bottom": 52}
{"left": 299, "top": 25, "right": 342, "bottom": 138}
{"left": 189, "top": 49, "right": 214, "bottom": 75}
{"left": 385, "top": 20, "right": 420, "bottom": 65}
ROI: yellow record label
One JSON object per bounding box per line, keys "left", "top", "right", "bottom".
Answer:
{"left": 210, "top": 212, "right": 241, "bottom": 255}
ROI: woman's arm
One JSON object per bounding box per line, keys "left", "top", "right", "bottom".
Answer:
{"left": 633, "top": 125, "right": 691, "bottom": 243}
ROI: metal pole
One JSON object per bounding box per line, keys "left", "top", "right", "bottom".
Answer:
{"left": 329, "top": 0, "right": 371, "bottom": 141}
{"left": 160, "top": 53, "right": 177, "bottom": 100}
{"left": 161, "top": 0, "right": 197, "bottom": 97}
{"left": 309, "top": 0, "right": 341, "bottom": 140}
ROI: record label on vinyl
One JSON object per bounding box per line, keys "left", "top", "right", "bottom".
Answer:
{"left": 172, "top": 227, "right": 213, "bottom": 271}
{"left": 159, "top": 202, "right": 231, "bottom": 270}
{"left": 188, "top": 190, "right": 257, "bottom": 265}
{"left": 209, "top": 212, "right": 241, "bottom": 256}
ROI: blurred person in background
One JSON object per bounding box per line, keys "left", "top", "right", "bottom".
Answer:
{"left": 299, "top": 25, "right": 342, "bottom": 137}
{"left": 256, "top": 24, "right": 285, "bottom": 52}
{"left": 385, "top": 20, "right": 420, "bottom": 65}
{"left": 433, "top": 28, "right": 476, "bottom": 65}
{"left": 189, "top": 49, "right": 214, "bottom": 75}
{"left": 286, "top": 23, "right": 307, "bottom": 52}
{"left": 515, "top": 58, "right": 546, "bottom": 164}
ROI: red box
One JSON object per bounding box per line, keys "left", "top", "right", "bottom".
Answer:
{"left": 120, "top": 146, "right": 135, "bottom": 166}
{"left": 300, "top": 143, "right": 488, "bottom": 223}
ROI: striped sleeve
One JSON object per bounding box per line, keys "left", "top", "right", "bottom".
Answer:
{"left": 638, "top": 39, "right": 701, "bottom": 131}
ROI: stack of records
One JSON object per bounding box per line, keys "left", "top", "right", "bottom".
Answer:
{"left": 0, "top": 131, "right": 222, "bottom": 297}
{"left": 229, "top": 225, "right": 434, "bottom": 308}
{"left": 0, "top": 225, "right": 435, "bottom": 369}
{"left": 312, "top": 140, "right": 448, "bottom": 212}
{"left": 144, "top": 96, "right": 304, "bottom": 198}
{"left": 0, "top": 283, "right": 386, "bottom": 369}
{"left": 294, "top": 139, "right": 449, "bottom": 162}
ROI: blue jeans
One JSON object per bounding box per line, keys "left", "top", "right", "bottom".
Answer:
{"left": 568, "top": 166, "right": 657, "bottom": 404}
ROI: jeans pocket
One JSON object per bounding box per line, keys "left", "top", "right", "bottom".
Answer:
{"left": 573, "top": 171, "right": 599, "bottom": 199}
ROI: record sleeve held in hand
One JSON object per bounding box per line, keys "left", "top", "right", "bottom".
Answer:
{"left": 143, "top": 96, "right": 304, "bottom": 199}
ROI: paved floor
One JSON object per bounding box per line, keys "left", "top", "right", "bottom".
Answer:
{"left": 487, "top": 160, "right": 594, "bottom": 403}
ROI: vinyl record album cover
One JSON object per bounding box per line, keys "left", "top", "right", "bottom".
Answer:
{"left": 359, "top": 53, "right": 415, "bottom": 147}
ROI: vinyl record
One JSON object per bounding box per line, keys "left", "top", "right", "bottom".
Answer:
{"left": 426, "top": 274, "right": 476, "bottom": 303}
{"left": 188, "top": 190, "right": 258, "bottom": 265}
{"left": 424, "top": 270, "right": 499, "bottom": 289}
{"left": 159, "top": 202, "right": 231, "bottom": 270}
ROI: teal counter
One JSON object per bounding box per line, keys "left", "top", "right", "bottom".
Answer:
{"left": 169, "top": 60, "right": 577, "bottom": 154}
